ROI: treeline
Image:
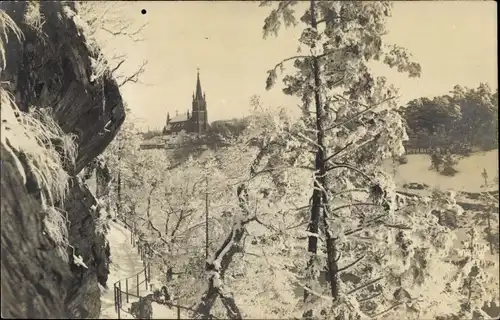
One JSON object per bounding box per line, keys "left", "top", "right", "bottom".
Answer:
{"left": 401, "top": 83, "right": 498, "bottom": 154}
{"left": 140, "top": 118, "right": 249, "bottom": 145}
{"left": 142, "top": 128, "right": 164, "bottom": 140}
{"left": 156, "top": 83, "right": 499, "bottom": 157}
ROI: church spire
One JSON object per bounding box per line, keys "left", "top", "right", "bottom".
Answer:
{"left": 195, "top": 67, "right": 203, "bottom": 100}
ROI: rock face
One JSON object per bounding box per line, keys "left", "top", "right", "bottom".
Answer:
{"left": 63, "top": 180, "right": 111, "bottom": 318}
{"left": 1, "top": 1, "right": 125, "bottom": 318}
{"left": 1, "top": 144, "right": 71, "bottom": 318}
{"left": 1, "top": 1, "right": 124, "bottom": 173}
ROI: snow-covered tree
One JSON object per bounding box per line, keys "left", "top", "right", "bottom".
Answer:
{"left": 254, "top": 1, "right": 488, "bottom": 319}
{"left": 101, "top": 117, "right": 144, "bottom": 220}
{"left": 477, "top": 169, "right": 500, "bottom": 255}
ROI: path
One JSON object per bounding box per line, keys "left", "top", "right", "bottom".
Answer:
{"left": 99, "top": 221, "right": 181, "bottom": 319}
{"left": 99, "top": 221, "right": 148, "bottom": 319}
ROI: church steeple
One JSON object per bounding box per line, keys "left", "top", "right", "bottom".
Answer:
{"left": 190, "top": 67, "right": 208, "bottom": 134}
{"left": 195, "top": 68, "right": 203, "bottom": 100}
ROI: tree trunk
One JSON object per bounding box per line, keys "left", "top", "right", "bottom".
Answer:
{"left": 487, "top": 212, "right": 493, "bottom": 254}
{"left": 194, "top": 225, "right": 245, "bottom": 319}
{"left": 205, "top": 178, "right": 210, "bottom": 262}
{"left": 304, "top": 0, "right": 339, "bottom": 308}
{"left": 146, "top": 187, "right": 155, "bottom": 227}
{"left": 116, "top": 143, "right": 122, "bottom": 219}
{"left": 304, "top": 0, "right": 327, "bottom": 304}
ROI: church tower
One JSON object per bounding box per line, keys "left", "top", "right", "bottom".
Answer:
{"left": 191, "top": 69, "right": 208, "bottom": 133}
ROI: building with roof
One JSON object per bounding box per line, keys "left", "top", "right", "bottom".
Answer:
{"left": 163, "top": 69, "right": 209, "bottom": 135}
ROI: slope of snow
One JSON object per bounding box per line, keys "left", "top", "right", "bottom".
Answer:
{"left": 384, "top": 150, "right": 498, "bottom": 193}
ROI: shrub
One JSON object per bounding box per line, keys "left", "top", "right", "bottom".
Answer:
{"left": 429, "top": 148, "right": 444, "bottom": 172}
{"left": 441, "top": 152, "right": 459, "bottom": 176}
{"left": 429, "top": 148, "right": 459, "bottom": 176}
{"left": 397, "top": 155, "right": 408, "bottom": 164}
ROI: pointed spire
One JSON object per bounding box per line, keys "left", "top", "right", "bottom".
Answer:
{"left": 195, "top": 67, "right": 203, "bottom": 100}
{"left": 167, "top": 112, "right": 170, "bottom": 124}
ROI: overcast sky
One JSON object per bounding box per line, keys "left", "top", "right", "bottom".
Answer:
{"left": 95, "top": 1, "right": 498, "bottom": 130}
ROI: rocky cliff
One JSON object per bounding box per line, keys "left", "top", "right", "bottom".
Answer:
{"left": 1, "top": 1, "right": 125, "bottom": 318}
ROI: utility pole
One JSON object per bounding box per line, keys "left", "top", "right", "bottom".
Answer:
{"left": 205, "top": 177, "right": 209, "bottom": 261}
{"left": 116, "top": 141, "right": 122, "bottom": 220}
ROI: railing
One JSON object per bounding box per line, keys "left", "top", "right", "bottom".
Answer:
{"left": 112, "top": 219, "right": 152, "bottom": 319}
{"left": 111, "top": 218, "right": 193, "bottom": 319}
{"left": 113, "top": 265, "right": 149, "bottom": 319}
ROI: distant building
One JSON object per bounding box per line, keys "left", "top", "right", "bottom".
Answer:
{"left": 163, "top": 69, "right": 208, "bottom": 135}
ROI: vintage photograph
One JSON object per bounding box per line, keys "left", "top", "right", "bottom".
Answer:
{"left": 1, "top": 1, "right": 498, "bottom": 319}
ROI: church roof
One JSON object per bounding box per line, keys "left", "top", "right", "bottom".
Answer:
{"left": 169, "top": 113, "right": 189, "bottom": 123}
{"left": 195, "top": 69, "right": 203, "bottom": 100}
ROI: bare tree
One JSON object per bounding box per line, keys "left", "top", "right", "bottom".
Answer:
{"left": 77, "top": 1, "right": 148, "bottom": 87}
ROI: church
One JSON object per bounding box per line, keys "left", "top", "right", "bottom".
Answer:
{"left": 163, "top": 69, "right": 209, "bottom": 135}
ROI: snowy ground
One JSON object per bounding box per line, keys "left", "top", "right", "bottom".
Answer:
{"left": 99, "top": 221, "right": 182, "bottom": 319}
{"left": 384, "top": 150, "right": 498, "bottom": 193}
{"left": 388, "top": 150, "right": 500, "bottom": 313}
{"left": 100, "top": 221, "right": 147, "bottom": 319}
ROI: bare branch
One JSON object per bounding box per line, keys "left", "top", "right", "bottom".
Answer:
{"left": 272, "top": 49, "right": 348, "bottom": 70}
{"left": 271, "top": 55, "right": 309, "bottom": 72}
{"left": 383, "top": 223, "right": 412, "bottom": 230}
{"left": 254, "top": 216, "right": 278, "bottom": 232}
{"left": 171, "top": 209, "right": 194, "bottom": 239}
{"left": 328, "top": 203, "right": 382, "bottom": 218}
{"left": 109, "top": 59, "right": 125, "bottom": 75}
{"left": 334, "top": 251, "right": 342, "bottom": 262}
{"left": 286, "top": 130, "right": 323, "bottom": 150}
{"left": 358, "top": 292, "right": 382, "bottom": 303}
{"left": 324, "top": 141, "right": 354, "bottom": 163}
{"left": 329, "top": 188, "right": 369, "bottom": 198}
{"left": 344, "top": 214, "right": 386, "bottom": 236}
{"left": 338, "top": 254, "right": 365, "bottom": 273}
{"left": 324, "top": 96, "right": 397, "bottom": 133}
{"left": 117, "top": 60, "right": 147, "bottom": 87}
{"left": 346, "top": 276, "right": 384, "bottom": 295}
{"left": 285, "top": 220, "right": 309, "bottom": 230}
{"left": 101, "top": 23, "right": 147, "bottom": 41}
{"left": 370, "top": 301, "right": 406, "bottom": 319}
{"left": 326, "top": 162, "right": 374, "bottom": 183}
